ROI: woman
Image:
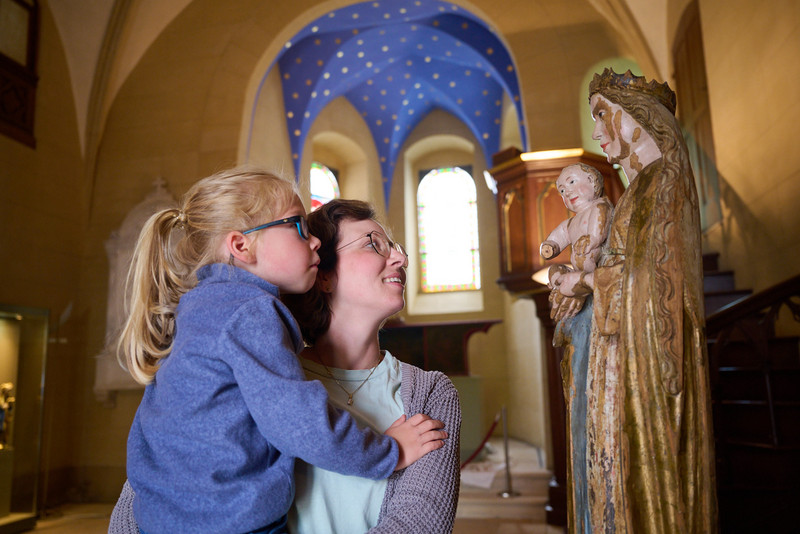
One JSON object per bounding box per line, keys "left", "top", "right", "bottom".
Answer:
{"left": 552, "top": 69, "right": 716, "bottom": 533}
{"left": 109, "top": 198, "right": 459, "bottom": 534}
{"left": 283, "top": 199, "right": 461, "bottom": 533}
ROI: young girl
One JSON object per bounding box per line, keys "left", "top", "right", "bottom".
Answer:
{"left": 115, "top": 168, "right": 446, "bottom": 534}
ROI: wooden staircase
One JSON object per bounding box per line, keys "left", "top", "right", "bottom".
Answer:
{"left": 704, "top": 253, "right": 800, "bottom": 534}
{"left": 703, "top": 253, "right": 752, "bottom": 313}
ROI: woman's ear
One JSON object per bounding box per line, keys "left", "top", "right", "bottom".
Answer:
{"left": 224, "top": 231, "right": 256, "bottom": 264}
{"left": 317, "top": 271, "right": 337, "bottom": 293}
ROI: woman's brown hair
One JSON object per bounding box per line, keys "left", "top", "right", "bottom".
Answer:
{"left": 283, "top": 199, "right": 378, "bottom": 345}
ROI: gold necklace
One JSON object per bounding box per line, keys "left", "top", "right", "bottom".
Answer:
{"left": 318, "top": 353, "right": 383, "bottom": 406}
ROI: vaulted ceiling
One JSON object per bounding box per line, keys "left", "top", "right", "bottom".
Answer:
{"left": 270, "top": 0, "right": 526, "bottom": 202}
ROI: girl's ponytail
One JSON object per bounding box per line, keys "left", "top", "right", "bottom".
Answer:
{"left": 118, "top": 208, "right": 190, "bottom": 384}
{"left": 116, "top": 167, "right": 299, "bottom": 384}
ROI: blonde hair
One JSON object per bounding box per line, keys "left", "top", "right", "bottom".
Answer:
{"left": 118, "top": 167, "right": 299, "bottom": 384}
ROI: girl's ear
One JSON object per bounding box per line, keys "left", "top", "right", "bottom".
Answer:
{"left": 317, "top": 271, "right": 337, "bottom": 293}
{"left": 224, "top": 231, "right": 256, "bottom": 264}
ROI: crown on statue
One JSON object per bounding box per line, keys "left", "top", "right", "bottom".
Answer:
{"left": 589, "top": 68, "right": 676, "bottom": 115}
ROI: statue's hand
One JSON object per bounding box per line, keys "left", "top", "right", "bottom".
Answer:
{"left": 556, "top": 270, "right": 593, "bottom": 297}
{"left": 556, "top": 271, "right": 581, "bottom": 296}
{"left": 547, "top": 264, "right": 571, "bottom": 288}
{"left": 549, "top": 290, "right": 586, "bottom": 322}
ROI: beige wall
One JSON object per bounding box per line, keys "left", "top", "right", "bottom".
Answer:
{"left": 59, "top": 0, "right": 312, "bottom": 502}
{"left": 697, "top": 0, "right": 800, "bottom": 292}
{"left": 0, "top": 5, "right": 89, "bottom": 504}
{"left": 507, "top": 20, "right": 620, "bottom": 151}
{"left": 303, "top": 97, "right": 385, "bottom": 213}
{"left": 2, "top": 0, "right": 797, "bottom": 505}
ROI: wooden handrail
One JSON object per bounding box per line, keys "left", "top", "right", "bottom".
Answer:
{"left": 706, "top": 273, "right": 800, "bottom": 335}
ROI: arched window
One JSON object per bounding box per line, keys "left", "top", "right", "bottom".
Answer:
{"left": 417, "top": 166, "right": 481, "bottom": 293}
{"left": 309, "top": 162, "right": 340, "bottom": 211}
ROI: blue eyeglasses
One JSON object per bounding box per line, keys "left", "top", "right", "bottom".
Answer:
{"left": 242, "top": 215, "right": 309, "bottom": 240}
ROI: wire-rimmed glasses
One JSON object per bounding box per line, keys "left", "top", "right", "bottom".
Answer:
{"left": 337, "top": 231, "right": 407, "bottom": 260}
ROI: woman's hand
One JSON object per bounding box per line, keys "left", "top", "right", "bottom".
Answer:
{"left": 385, "top": 413, "right": 447, "bottom": 471}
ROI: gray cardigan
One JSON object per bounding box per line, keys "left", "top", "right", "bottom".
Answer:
{"left": 109, "top": 362, "right": 462, "bottom": 533}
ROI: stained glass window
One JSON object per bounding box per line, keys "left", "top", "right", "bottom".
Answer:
{"left": 310, "top": 162, "right": 340, "bottom": 211}
{"left": 417, "top": 167, "right": 481, "bottom": 293}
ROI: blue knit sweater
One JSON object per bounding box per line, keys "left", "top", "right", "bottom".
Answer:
{"left": 127, "top": 264, "right": 398, "bottom": 534}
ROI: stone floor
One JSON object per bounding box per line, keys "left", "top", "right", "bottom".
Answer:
{"left": 29, "top": 504, "right": 111, "bottom": 533}
{"left": 24, "top": 438, "right": 561, "bottom": 533}
{"left": 29, "top": 505, "right": 566, "bottom": 534}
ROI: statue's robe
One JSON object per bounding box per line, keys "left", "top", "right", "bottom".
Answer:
{"left": 585, "top": 158, "right": 717, "bottom": 533}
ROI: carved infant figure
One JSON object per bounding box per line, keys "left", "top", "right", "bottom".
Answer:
{"left": 540, "top": 163, "right": 613, "bottom": 290}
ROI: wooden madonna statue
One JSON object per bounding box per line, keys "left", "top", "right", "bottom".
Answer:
{"left": 548, "top": 68, "right": 717, "bottom": 533}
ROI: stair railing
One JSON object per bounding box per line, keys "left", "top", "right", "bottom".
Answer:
{"left": 706, "top": 273, "right": 800, "bottom": 449}
{"left": 706, "top": 274, "right": 800, "bottom": 337}
{"left": 705, "top": 273, "right": 800, "bottom": 532}
{"left": 706, "top": 275, "right": 800, "bottom": 448}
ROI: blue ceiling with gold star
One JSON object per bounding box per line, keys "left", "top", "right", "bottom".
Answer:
{"left": 269, "top": 0, "right": 526, "bottom": 203}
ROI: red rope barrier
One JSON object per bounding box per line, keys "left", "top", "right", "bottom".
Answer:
{"left": 459, "top": 411, "right": 501, "bottom": 470}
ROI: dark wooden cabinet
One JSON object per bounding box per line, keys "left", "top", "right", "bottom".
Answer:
{"left": 379, "top": 319, "right": 500, "bottom": 375}
{"left": 489, "top": 148, "right": 625, "bottom": 293}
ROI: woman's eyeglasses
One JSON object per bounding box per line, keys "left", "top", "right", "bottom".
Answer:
{"left": 242, "top": 215, "right": 309, "bottom": 240}
{"left": 337, "top": 231, "right": 407, "bottom": 260}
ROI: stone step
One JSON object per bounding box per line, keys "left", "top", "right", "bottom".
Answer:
{"left": 457, "top": 438, "right": 550, "bottom": 522}
{"left": 456, "top": 492, "right": 549, "bottom": 521}
{"left": 453, "top": 516, "right": 554, "bottom": 533}
{"left": 460, "top": 465, "right": 551, "bottom": 497}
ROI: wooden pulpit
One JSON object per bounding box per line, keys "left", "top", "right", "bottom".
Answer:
{"left": 490, "top": 147, "right": 625, "bottom": 293}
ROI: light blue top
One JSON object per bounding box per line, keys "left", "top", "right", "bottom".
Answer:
{"left": 289, "top": 352, "right": 405, "bottom": 534}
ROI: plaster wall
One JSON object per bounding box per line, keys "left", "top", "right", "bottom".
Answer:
{"left": 46, "top": 0, "right": 114, "bottom": 155}
{"left": 68, "top": 0, "right": 303, "bottom": 501}
{"left": 666, "top": 0, "right": 695, "bottom": 76}
{"left": 502, "top": 294, "right": 549, "bottom": 457}
{"left": 699, "top": 0, "right": 800, "bottom": 291}
{"left": 506, "top": 21, "right": 621, "bottom": 151}
{"left": 623, "top": 0, "right": 669, "bottom": 79}
{"left": 0, "top": 6, "right": 86, "bottom": 504}
{"left": 302, "top": 97, "right": 385, "bottom": 213}
{"left": 243, "top": 67, "right": 294, "bottom": 174}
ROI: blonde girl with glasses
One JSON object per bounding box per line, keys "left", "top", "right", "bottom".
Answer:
{"left": 283, "top": 199, "right": 462, "bottom": 534}
{"left": 110, "top": 168, "right": 446, "bottom": 534}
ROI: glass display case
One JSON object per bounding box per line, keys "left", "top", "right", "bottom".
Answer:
{"left": 0, "top": 305, "right": 47, "bottom": 534}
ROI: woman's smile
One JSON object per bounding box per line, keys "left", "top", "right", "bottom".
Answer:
{"left": 383, "top": 271, "right": 405, "bottom": 286}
